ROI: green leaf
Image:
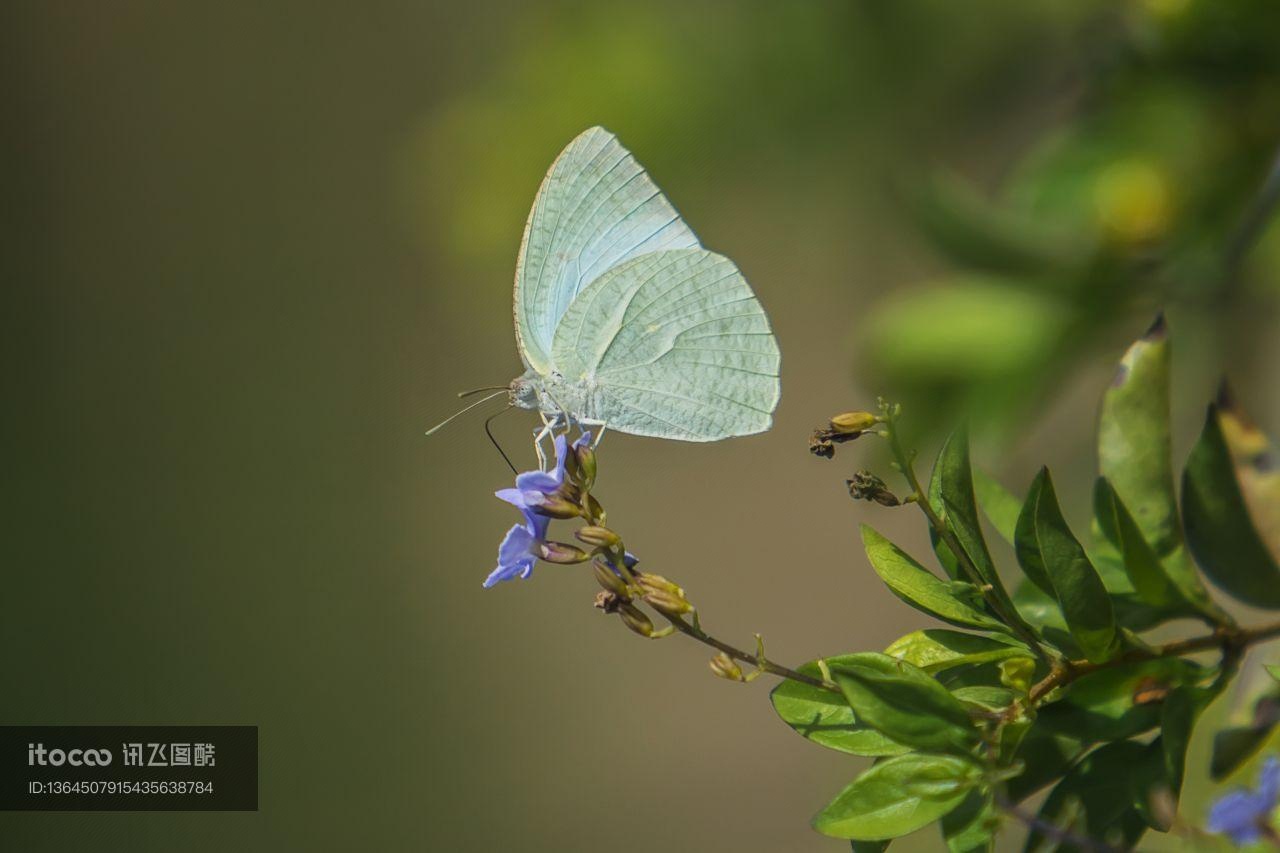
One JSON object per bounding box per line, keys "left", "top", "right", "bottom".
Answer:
{"left": 973, "top": 469, "right": 1021, "bottom": 546}
{"left": 1182, "top": 403, "right": 1280, "bottom": 608}
{"left": 884, "top": 629, "right": 1030, "bottom": 674}
{"left": 931, "top": 426, "right": 1017, "bottom": 613}
{"left": 1210, "top": 693, "right": 1280, "bottom": 780}
{"left": 1267, "top": 664, "right": 1280, "bottom": 684}
{"left": 861, "top": 525, "right": 1008, "bottom": 632}
{"left": 1218, "top": 383, "right": 1280, "bottom": 561}
{"left": 1093, "top": 477, "right": 1204, "bottom": 612}
{"left": 1098, "top": 315, "right": 1181, "bottom": 558}
{"left": 1036, "top": 657, "right": 1205, "bottom": 741}
{"left": 1015, "top": 469, "right": 1120, "bottom": 663}
{"left": 833, "top": 653, "right": 980, "bottom": 755}
{"left": 940, "top": 789, "right": 996, "bottom": 853}
{"left": 1128, "top": 687, "right": 1210, "bottom": 831}
{"left": 813, "top": 753, "right": 983, "bottom": 841}
{"left": 950, "top": 686, "right": 1016, "bottom": 713}
{"left": 1005, "top": 728, "right": 1087, "bottom": 804}
{"left": 1026, "top": 740, "right": 1150, "bottom": 852}
{"left": 770, "top": 657, "right": 912, "bottom": 757}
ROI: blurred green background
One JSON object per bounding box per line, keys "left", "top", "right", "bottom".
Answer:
{"left": 5, "top": 1, "right": 1279, "bottom": 850}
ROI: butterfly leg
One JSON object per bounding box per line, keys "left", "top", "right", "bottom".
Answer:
{"left": 576, "top": 418, "right": 608, "bottom": 448}
{"left": 533, "top": 413, "right": 556, "bottom": 470}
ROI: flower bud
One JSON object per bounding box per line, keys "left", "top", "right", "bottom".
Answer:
{"left": 584, "top": 494, "right": 606, "bottom": 525}
{"left": 525, "top": 492, "right": 582, "bottom": 519}
{"left": 593, "top": 591, "right": 622, "bottom": 613}
{"left": 618, "top": 602, "right": 655, "bottom": 638}
{"left": 709, "top": 652, "right": 744, "bottom": 682}
{"left": 574, "top": 444, "right": 597, "bottom": 491}
{"left": 562, "top": 446, "right": 583, "bottom": 485}
{"left": 830, "top": 411, "right": 878, "bottom": 434}
{"left": 643, "top": 589, "right": 693, "bottom": 617}
{"left": 592, "top": 559, "right": 630, "bottom": 598}
{"left": 539, "top": 541, "right": 590, "bottom": 564}
{"left": 575, "top": 525, "right": 621, "bottom": 550}
{"left": 634, "top": 572, "right": 683, "bottom": 597}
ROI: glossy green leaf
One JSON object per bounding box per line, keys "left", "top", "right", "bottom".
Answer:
{"left": 1098, "top": 315, "right": 1181, "bottom": 557}
{"left": 770, "top": 657, "right": 912, "bottom": 757}
{"left": 884, "top": 629, "right": 1029, "bottom": 675}
{"left": 833, "top": 653, "right": 980, "bottom": 755}
{"left": 973, "top": 469, "right": 1021, "bottom": 546}
{"left": 1025, "top": 740, "right": 1150, "bottom": 852}
{"left": 1268, "top": 664, "right": 1280, "bottom": 683}
{"left": 931, "top": 426, "right": 1017, "bottom": 613}
{"left": 861, "top": 526, "right": 1007, "bottom": 632}
{"left": 1036, "top": 657, "right": 1204, "bottom": 741}
{"left": 950, "top": 686, "right": 1016, "bottom": 713}
{"left": 1182, "top": 403, "right": 1280, "bottom": 608}
{"left": 940, "top": 789, "right": 996, "bottom": 853}
{"left": 1015, "top": 468, "right": 1119, "bottom": 662}
{"left": 1093, "top": 477, "right": 1204, "bottom": 611}
{"left": 813, "top": 753, "right": 983, "bottom": 841}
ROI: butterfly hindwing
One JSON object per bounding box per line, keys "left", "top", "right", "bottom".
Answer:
{"left": 551, "top": 248, "right": 780, "bottom": 441}
{"left": 513, "top": 127, "right": 700, "bottom": 374}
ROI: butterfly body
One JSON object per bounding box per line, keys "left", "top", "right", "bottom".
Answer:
{"left": 509, "top": 127, "right": 780, "bottom": 447}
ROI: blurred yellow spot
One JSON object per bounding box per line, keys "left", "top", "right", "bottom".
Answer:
{"left": 1139, "top": 0, "right": 1190, "bottom": 19}
{"left": 1093, "top": 159, "right": 1174, "bottom": 245}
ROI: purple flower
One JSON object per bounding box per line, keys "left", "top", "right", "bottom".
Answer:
{"left": 483, "top": 432, "right": 591, "bottom": 588}
{"left": 1208, "top": 756, "right": 1279, "bottom": 845}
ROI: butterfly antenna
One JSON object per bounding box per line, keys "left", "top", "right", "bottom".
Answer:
{"left": 457, "top": 385, "right": 509, "bottom": 398}
{"left": 484, "top": 406, "right": 518, "bottom": 475}
{"left": 425, "top": 389, "right": 508, "bottom": 436}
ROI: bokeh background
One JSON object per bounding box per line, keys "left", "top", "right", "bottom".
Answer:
{"left": 6, "top": 1, "right": 1279, "bottom": 850}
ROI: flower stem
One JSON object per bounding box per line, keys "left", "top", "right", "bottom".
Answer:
{"left": 664, "top": 614, "right": 838, "bottom": 692}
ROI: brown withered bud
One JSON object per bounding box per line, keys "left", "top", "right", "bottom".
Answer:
{"left": 539, "top": 541, "right": 591, "bottom": 564}
{"left": 575, "top": 525, "right": 621, "bottom": 550}
{"left": 809, "top": 431, "right": 836, "bottom": 459}
{"left": 847, "top": 471, "right": 900, "bottom": 506}
{"left": 618, "top": 602, "right": 655, "bottom": 637}
{"left": 1132, "top": 676, "right": 1171, "bottom": 706}
{"left": 592, "top": 560, "right": 630, "bottom": 598}
{"left": 709, "top": 652, "right": 745, "bottom": 682}
{"left": 594, "top": 591, "right": 622, "bottom": 614}
{"left": 829, "top": 411, "right": 879, "bottom": 434}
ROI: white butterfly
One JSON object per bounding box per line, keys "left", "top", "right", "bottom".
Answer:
{"left": 437, "top": 127, "right": 781, "bottom": 465}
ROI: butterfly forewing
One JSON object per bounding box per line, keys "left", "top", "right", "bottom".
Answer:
{"left": 514, "top": 127, "right": 700, "bottom": 374}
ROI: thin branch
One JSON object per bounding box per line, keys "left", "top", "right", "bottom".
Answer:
{"left": 993, "top": 792, "right": 1125, "bottom": 853}
{"left": 665, "top": 614, "right": 838, "bottom": 692}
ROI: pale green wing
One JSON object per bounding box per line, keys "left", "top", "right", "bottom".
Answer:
{"left": 514, "top": 127, "right": 700, "bottom": 374}
{"left": 550, "top": 248, "right": 780, "bottom": 441}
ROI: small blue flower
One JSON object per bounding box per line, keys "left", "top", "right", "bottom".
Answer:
{"left": 1208, "top": 755, "right": 1279, "bottom": 845}
{"left": 484, "top": 431, "right": 592, "bottom": 588}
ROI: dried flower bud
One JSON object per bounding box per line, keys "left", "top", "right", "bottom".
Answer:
{"left": 539, "top": 541, "right": 590, "bottom": 564}
{"left": 830, "top": 411, "right": 878, "bottom": 434}
{"left": 618, "top": 602, "right": 655, "bottom": 637}
{"left": 525, "top": 492, "right": 582, "bottom": 519}
{"left": 847, "top": 471, "right": 900, "bottom": 506}
{"left": 574, "top": 444, "right": 597, "bottom": 491}
{"left": 809, "top": 434, "right": 836, "bottom": 459}
{"left": 575, "top": 525, "right": 621, "bottom": 550}
{"left": 592, "top": 560, "right": 630, "bottom": 598}
{"left": 594, "top": 591, "right": 622, "bottom": 613}
{"left": 709, "top": 652, "right": 745, "bottom": 682}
